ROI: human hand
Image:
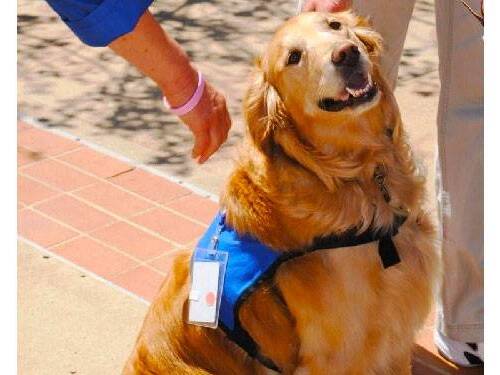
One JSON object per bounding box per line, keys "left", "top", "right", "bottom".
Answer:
{"left": 178, "top": 82, "right": 231, "bottom": 164}
{"left": 302, "top": 0, "right": 352, "bottom": 12}
{"left": 109, "top": 12, "right": 231, "bottom": 164}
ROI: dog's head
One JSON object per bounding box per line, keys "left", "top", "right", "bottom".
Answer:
{"left": 267, "top": 11, "right": 382, "bottom": 116}
{"left": 245, "top": 12, "right": 394, "bottom": 157}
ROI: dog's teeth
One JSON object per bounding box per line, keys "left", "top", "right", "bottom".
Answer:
{"left": 346, "top": 82, "right": 372, "bottom": 98}
{"left": 346, "top": 87, "right": 360, "bottom": 97}
{"left": 345, "top": 87, "right": 355, "bottom": 96}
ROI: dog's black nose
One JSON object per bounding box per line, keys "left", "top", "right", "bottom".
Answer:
{"left": 332, "top": 44, "right": 360, "bottom": 67}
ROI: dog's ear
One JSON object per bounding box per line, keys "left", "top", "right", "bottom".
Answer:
{"left": 243, "top": 59, "right": 290, "bottom": 155}
{"left": 353, "top": 17, "right": 383, "bottom": 58}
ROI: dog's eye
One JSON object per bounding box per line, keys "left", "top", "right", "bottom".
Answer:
{"left": 329, "top": 20, "right": 342, "bottom": 30}
{"left": 287, "top": 50, "right": 302, "bottom": 65}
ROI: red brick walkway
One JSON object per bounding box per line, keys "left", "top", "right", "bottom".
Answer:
{"left": 17, "top": 121, "right": 481, "bottom": 374}
{"left": 18, "top": 121, "right": 217, "bottom": 301}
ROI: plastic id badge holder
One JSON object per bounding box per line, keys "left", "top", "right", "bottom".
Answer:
{"left": 187, "top": 221, "right": 228, "bottom": 329}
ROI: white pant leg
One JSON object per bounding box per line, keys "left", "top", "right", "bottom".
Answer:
{"left": 434, "top": 0, "right": 483, "bottom": 343}
{"left": 352, "top": 0, "right": 416, "bottom": 88}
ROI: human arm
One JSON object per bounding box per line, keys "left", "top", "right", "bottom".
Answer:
{"left": 109, "top": 11, "right": 231, "bottom": 163}
{"left": 45, "top": 0, "right": 231, "bottom": 163}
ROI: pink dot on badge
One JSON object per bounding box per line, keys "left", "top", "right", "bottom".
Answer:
{"left": 205, "top": 291, "right": 216, "bottom": 306}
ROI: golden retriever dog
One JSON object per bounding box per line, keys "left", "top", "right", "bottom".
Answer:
{"left": 123, "top": 11, "right": 438, "bottom": 375}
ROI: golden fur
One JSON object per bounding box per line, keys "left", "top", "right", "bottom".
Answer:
{"left": 123, "top": 12, "right": 438, "bottom": 375}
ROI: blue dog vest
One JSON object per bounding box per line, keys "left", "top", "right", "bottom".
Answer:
{"left": 195, "top": 211, "right": 406, "bottom": 372}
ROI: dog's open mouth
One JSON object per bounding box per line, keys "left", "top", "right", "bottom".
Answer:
{"left": 318, "top": 73, "right": 378, "bottom": 112}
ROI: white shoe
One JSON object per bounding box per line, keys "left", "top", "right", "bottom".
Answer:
{"left": 434, "top": 330, "right": 483, "bottom": 367}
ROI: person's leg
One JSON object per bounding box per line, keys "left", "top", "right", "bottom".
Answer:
{"left": 434, "top": 0, "right": 484, "bottom": 366}
{"left": 351, "top": 0, "right": 416, "bottom": 89}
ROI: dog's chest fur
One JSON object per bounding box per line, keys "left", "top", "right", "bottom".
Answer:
{"left": 272, "top": 220, "right": 436, "bottom": 374}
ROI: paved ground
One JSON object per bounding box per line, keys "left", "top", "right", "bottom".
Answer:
{"left": 18, "top": 0, "right": 482, "bottom": 373}
{"left": 18, "top": 121, "right": 218, "bottom": 301}
{"left": 18, "top": 241, "right": 148, "bottom": 375}
{"left": 18, "top": 122, "right": 482, "bottom": 374}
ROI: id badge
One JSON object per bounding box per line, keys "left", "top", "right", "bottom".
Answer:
{"left": 188, "top": 248, "right": 228, "bottom": 329}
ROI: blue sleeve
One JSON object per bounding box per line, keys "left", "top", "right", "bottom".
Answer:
{"left": 45, "top": 0, "right": 154, "bottom": 47}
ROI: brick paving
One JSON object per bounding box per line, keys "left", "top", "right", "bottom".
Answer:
{"left": 17, "top": 120, "right": 482, "bottom": 374}
{"left": 18, "top": 120, "right": 218, "bottom": 302}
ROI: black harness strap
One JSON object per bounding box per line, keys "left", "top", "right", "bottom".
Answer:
{"left": 219, "top": 321, "right": 281, "bottom": 372}
{"left": 378, "top": 233, "right": 401, "bottom": 268}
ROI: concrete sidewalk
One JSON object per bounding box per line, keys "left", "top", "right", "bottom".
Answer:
{"left": 18, "top": 241, "right": 147, "bottom": 375}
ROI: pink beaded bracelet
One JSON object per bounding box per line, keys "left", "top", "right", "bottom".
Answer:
{"left": 163, "top": 71, "right": 205, "bottom": 117}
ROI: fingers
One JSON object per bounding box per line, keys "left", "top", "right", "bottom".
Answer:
{"left": 198, "top": 109, "right": 231, "bottom": 164}
{"left": 179, "top": 82, "right": 231, "bottom": 164}
{"left": 198, "top": 123, "right": 222, "bottom": 164}
{"left": 191, "top": 127, "right": 210, "bottom": 160}
{"left": 221, "top": 105, "right": 232, "bottom": 140}
{"left": 333, "top": 0, "right": 352, "bottom": 11}
{"left": 303, "top": 1, "right": 316, "bottom": 11}
{"left": 302, "top": 0, "right": 352, "bottom": 12}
